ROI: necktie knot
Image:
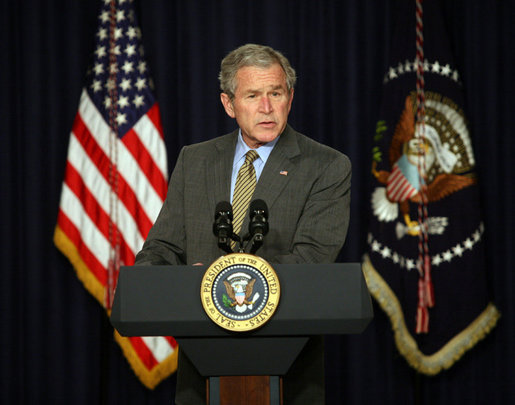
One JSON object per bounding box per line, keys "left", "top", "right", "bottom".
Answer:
{"left": 245, "top": 150, "right": 259, "bottom": 164}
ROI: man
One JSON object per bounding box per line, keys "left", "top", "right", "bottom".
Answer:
{"left": 135, "top": 44, "right": 351, "bottom": 404}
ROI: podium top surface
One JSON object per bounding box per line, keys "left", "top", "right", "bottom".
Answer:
{"left": 111, "top": 262, "right": 373, "bottom": 337}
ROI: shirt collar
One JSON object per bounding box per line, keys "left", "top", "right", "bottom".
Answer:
{"left": 234, "top": 129, "right": 279, "bottom": 164}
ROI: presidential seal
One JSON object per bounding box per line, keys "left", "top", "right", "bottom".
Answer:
{"left": 200, "top": 253, "right": 280, "bottom": 332}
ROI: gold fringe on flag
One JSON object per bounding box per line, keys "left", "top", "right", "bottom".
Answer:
{"left": 362, "top": 253, "right": 500, "bottom": 375}
{"left": 54, "top": 225, "right": 178, "bottom": 389}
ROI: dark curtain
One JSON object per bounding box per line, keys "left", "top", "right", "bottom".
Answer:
{"left": 1, "top": 0, "right": 513, "bottom": 403}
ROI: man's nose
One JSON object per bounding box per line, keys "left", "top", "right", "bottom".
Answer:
{"left": 259, "top": 96, "right": 273, "bottom": 113}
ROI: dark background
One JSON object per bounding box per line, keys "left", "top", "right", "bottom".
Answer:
{"left": 1, "top": 0, "right": 513, "bottom": 403}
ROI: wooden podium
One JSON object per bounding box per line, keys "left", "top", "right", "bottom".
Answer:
{"left": 111, "top": 262, "right": 373, "bottom": 404}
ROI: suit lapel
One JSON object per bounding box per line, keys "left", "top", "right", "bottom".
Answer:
{"left": 253, "top": 125, "right": 301, "bottom": 210}
{"left": 206, "top": 131, "right": 238, "bottom": 209}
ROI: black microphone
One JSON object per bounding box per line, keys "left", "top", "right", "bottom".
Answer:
{"left": 213, "top": 201, "right": 234, "bottom": 254}
{"left": 247, "top": 199, "right": 269, "bottom": 254}
{"left": 249, "top": 199, "right": 269, "bottom": 238}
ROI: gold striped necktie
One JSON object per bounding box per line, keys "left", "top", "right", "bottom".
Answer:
{"left": 231, "top": 150, "right": 259, "bottom": 249}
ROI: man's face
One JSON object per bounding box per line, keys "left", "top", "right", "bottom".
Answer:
{"left": 220, "top": 64, "right": 294, "bottom": 149}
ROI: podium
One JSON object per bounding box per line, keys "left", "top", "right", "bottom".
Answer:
{"left": 111, "top": 262, "right": 373, "bottom": 404}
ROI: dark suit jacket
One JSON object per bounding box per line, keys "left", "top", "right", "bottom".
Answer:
{"left": 136, "top": 125, "right": 351, "bottom": 267}
{"left": 135, "top": 125, "right": 351, "bottom": 404}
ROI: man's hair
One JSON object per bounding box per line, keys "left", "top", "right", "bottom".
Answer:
{"left": 219, "top": 43, "right": 297, "bottom": 100}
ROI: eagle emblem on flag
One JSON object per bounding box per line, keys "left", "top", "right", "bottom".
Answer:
{"left": 371, "top": 93, "right": 476, "bottom": 239}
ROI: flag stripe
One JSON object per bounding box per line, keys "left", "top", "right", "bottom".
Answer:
{"left": 141, "top": 336, "right": 175, "bottom": 363}
{"left": 132, "top": 103, "right": 168, "bottom": 177}
{"left": 66, "top": 131, "right": 147, "bottom": 250}
{"left": 59, "top": 183, "right": 111, "bottom": 267}
{"left": 78, "top": 90, "right": 164, "bottom": 223}
{"left": 64, "top": 161, "right": 136, "bottom": 264}
{"left": 122, "top": 128, "right": 168, "bottom": 201}
{"left": 57, "top": 209, "right": 106, "bottom": 284}
{"left": 145, "top": 102, "right": 165, "bottom": 138}
{"left": 164, "top": 336, "right": 177, "bottom": 346}
{"left": 129, "top": 337, "right": 159, "bottom": 370}
{"left": 71, "top": 114, "right": 154, "bottom": 238}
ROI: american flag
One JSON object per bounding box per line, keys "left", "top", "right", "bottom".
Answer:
{"left": 54, "top": 0, "right": 177, "bottom": 389}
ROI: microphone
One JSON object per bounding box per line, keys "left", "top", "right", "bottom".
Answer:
{"left": 213, "top": 201, "right": 234, "bottom": 254}
{"left": 247, "top": 199, "right": 269, "bottom": 254}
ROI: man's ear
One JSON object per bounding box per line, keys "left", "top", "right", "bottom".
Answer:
{"left": 287, "top": 88, "right": 294, "bottom": 112}
{"left": 220, "top": 93, "right": 235, "bottom": 118}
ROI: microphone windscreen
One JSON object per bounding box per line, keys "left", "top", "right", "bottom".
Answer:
{"left": 249, "top": 199, "right": 268, "bottom": 218}
{"left": 215, "top": 201, "right": 232, "bottom": 218}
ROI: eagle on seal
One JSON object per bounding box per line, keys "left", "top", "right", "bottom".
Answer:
{"left": 223, "top": 278, "right": 256, "bottom": 307}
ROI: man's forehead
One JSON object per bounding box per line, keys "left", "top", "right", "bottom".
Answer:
{"left": 235, "top": 65, "right": 288, "bottom": 90}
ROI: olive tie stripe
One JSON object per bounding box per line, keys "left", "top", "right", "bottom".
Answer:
{"left": 231, "top": 150, "right": 259, "bottom": 249}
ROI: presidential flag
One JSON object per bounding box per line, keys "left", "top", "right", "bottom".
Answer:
{"left": 363, "top": 0, "right": 499, "bottom": 374}
{"left": 54, "top": 0, "right": 177, "bottom": 388}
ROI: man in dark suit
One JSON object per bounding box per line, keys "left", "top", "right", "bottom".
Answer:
{"left": 135, "top": 44, "right": 351, "bottom": 404}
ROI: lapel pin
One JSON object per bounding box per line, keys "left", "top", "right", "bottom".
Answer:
{"left": 279, "top": 171, "right": 288, "bottom": 176}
